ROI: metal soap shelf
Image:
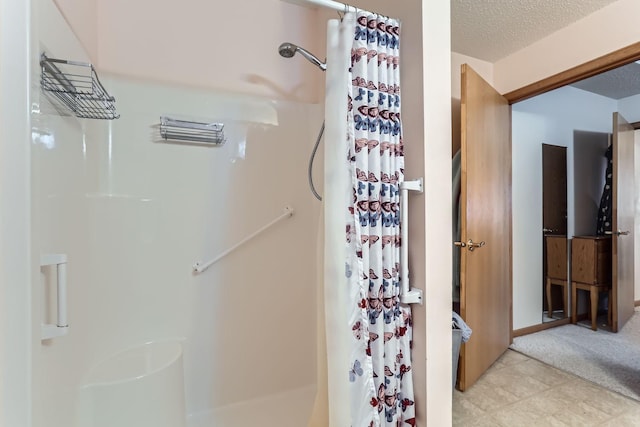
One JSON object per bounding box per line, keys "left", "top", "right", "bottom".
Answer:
{"left": 159, "top": 116, "right": 226, "bottom": 145}
{"left": 39, "top": 53, "right": 119, "bottom": 120}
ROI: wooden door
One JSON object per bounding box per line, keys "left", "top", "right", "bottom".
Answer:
{"left": 542, "top": 145, "right": 567, "bottom": 317}
{"left": 458, "top": 64, "right": 512, "bottom": 391}
{"left": 611, "top": 112, "right": 635, "bottom": 332}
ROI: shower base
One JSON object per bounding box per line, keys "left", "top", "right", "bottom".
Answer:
{"left": 77, "top": 340, "right": 186, "bottom": 427}
{"left": 187, "top": 385, "right": 316, "bottom": 427}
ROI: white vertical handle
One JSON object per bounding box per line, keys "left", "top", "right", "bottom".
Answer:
{"left": 41, "top": 254, "right": 69, "bottom": 340}
{"left": 57, "top": 262, "right": 68, "bottom": 327}
{"left": 399, "top": 179, "right": 424, "bottom": 305}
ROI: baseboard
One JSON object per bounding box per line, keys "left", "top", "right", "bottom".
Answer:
{"left": 512, "top": 317, "right": 571, "bottom": 338}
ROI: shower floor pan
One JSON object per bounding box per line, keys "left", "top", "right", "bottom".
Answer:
{"left": 187, "top": 384, "right": 316, "bottom": 427}
{"left": 77, "top": 340, "right": 186, "bottom": 427}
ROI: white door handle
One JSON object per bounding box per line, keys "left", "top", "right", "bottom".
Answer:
{"left": 41, "top": 254, "right": 69, "bottom": 340}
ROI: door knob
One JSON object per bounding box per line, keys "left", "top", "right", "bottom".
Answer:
{"left": 454, "top": 239, "right": 486, "bottom": 251}
{"left": 543, "top": 228, "right": 555, "bottom": 233}
{"left": 605, "top": 230, "right": 630, "bottom": 236}
{"left": 467, "top": 239, "right": 486, "bottom": 251}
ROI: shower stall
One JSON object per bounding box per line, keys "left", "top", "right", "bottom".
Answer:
{"left": 1, "top": 0, "right": 455, "bottom": 425}
{"left": 31, "top": 0, "right": 321, "bottom": 426}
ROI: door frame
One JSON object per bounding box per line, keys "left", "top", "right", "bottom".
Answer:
{"left": 504, "top": 42, "right": 640, "bottom": 104}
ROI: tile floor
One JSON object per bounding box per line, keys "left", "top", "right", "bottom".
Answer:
{"left": 453, "top": 349, "right": 640, "bottom": 426}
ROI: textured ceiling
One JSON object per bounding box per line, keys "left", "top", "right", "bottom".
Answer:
{"left": 452, "top": 0, "right": 620, "bottom": 62}
{"left": 571, "top": 62, "right": 640, "bottom": 99}
{"left": 451, "top": 0, "right": 640, "bottom": 100}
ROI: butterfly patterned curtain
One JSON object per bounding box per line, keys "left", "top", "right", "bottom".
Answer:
{"left": 345, "top": 12, "right": 415, "bottom": 427}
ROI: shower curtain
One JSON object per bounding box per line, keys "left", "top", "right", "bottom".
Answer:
{"left": 320, "top": 11, "right": 415, "bottom": 427}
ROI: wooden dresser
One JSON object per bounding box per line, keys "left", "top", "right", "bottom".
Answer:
{"left": 546, "top": 236, "right": 568, "bottom": 280}
{"left": 545, "top": 236, "right": 569, "bottom": 318}
{"left": 570, "top": 235, "right": 612, "bottom": 330}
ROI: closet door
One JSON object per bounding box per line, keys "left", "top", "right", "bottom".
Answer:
{"left": 611, "top": 112, "right": 635, "bottom": 332}
{"left": 458, "top": 64, "right": 512, "bottom": 391}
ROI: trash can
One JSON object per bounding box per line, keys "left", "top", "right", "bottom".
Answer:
{"left": 452, "top": 327, "right": 463, "bottom": 390}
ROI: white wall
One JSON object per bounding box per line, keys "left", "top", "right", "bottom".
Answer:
{"left": 617, "top": 93, "right": 640, "bottom": 123}
{"left": 0, "top": 0, "right": 32, "bottom": 425}
{"left": 451, "top": 52, "right": 493, "bottom": 159}
{"left": 451, "top": 52, "right": 493, "bottom": 100}
{"left": 422, "top": 2, "right": 452, "bottom": 425}
{"left": 31, "top": 1, "right": 100, "bottom": 425}
{"left": 94, "top": 77, "right": 321, "bottom": 413}
{"left": 512, "top": 86, "right": 617, "bottom": 330}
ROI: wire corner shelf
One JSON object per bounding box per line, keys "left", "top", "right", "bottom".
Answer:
{"left": 40, "top": 53, "right": 120, "bottom": 120}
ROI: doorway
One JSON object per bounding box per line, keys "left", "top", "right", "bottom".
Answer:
{"left": 507, "top": 46, "right": 640, "bottom": 336}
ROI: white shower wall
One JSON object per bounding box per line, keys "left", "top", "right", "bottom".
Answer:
{"left": 32, "top": 1, "right": 321, "bottom": 425}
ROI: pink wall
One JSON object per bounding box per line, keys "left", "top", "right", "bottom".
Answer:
{"left": 53, "top": 0, "right": 98, "bottom": 61}
{"left": 54, "top": 0, "right": 323, "bottom": 103}
{"left": 451, "top": 52, "right": 493, "bottom": 155}
{"left": 95, "top": 0, "right": 323, "bottom": 103}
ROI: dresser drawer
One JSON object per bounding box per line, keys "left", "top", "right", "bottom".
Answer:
{"left": 571, "top": 236, "right": 611, "bottom": 284}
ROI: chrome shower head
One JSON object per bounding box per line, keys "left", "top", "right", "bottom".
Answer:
{"left": 278, "top": 42, "right": 297, "bottom": 58}
{"left": 278, "top": 42, "right": 326, "bottom": 71}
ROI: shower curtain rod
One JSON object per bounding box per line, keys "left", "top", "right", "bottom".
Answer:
{"left": 282, "top": 0, "right": 358, "bottom": 13}
{"left": 282, "top": 0, "right": 394, "bottom": 19}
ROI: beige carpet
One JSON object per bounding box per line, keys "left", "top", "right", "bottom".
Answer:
{"left": 511, "top": 308, "right": 640, "bottom": 401}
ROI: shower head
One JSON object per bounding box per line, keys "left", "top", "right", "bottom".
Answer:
{"left": 278, "top": 42, "right": 326, "bottom": 71}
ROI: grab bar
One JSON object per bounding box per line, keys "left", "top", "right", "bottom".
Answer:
{"left": 193, "top": 206, "right": 294, "bottom": 274}
{"left": 399, "top": 179, "right": 424, "bottom": 304}
{"left": 40, "top": 254, "right": 70, "bottom": 340}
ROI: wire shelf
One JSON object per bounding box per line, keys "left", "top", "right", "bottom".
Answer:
{"left": 40, "top": 53, "right": 119, "bottom": 120}
{"left": 159, "top": 116, "right": 226, "bottom": 145}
